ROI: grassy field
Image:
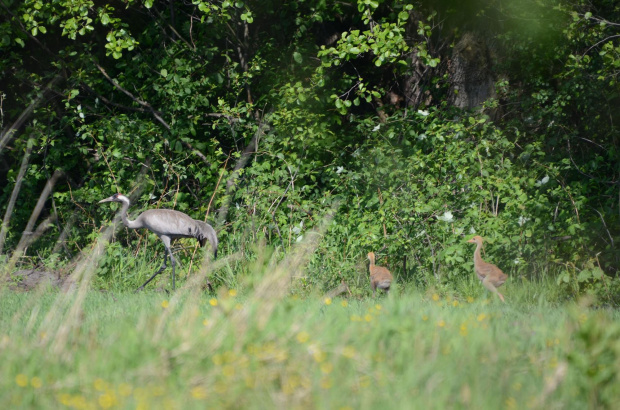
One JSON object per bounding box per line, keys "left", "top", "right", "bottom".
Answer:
{"left": 1, "top": 256, "right": 619, "bottom": 410}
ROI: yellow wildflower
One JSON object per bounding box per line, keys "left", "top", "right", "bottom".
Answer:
{"left": 98, "top": 393, "right": 116, "bottom": 409}
{"left": 191, "top": 386, "right": 208, "bottom": 399}
{"left": 94, "top": 378, "right": 107, "bottom": 391}
{"left": 296, "top": 331, "right": 310, "bottom": 343}
{"left": 16, "top": 374, "right": 28, "bottom": 387}
{"left": 342, "top": 345, "right": 356, "bottom": 358}
{"left": 313, "top": 349, "right": 326, "bottom": 363}
{"left": 320, "top": 362, "right": 334, "bottom": 374}
{"left": 58, "top": 393, "right": 71, "bottom": 406}
{"left": 222, "top": 365, "right": 235, "bottom": 378}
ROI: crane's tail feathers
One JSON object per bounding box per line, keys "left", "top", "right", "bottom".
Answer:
{"left": 377, "top": 280, "right": 391, "bottom": 290}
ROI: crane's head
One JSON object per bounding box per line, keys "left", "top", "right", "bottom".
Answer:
{"left": 99, "top": 193, "right": 129, "bottom": 204}
{"left": 367, "top": 251, "right": 376, "bottom": 263}
{"left": 467, "top": 235, "right": 484, "bottom": 245}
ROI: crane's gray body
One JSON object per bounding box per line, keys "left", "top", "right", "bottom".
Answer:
{"left": 99, "top": 193, "right": 217, "bottom": 290}
{"left": 132, "top": 209, "right": 218, "bottom": 253}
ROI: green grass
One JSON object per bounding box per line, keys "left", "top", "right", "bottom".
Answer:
{"left": 1, "top": 232, "right": 618, "bottom": 409}
{"left": 1, "top": 274, "right": 619, "bottom": 409}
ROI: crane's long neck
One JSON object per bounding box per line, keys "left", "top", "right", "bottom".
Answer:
{"left": 473, "top": 242, "right": 484, "bottom": 265}
{"left": 368, "top": 254, "right": 376, "bottom": 267}
{"left": 118, "top": 197, "right": 141, "bottom": 229}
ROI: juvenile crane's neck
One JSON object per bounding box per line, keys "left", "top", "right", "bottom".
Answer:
{"left": 368, "top": 254, "right": 376, "bottom": 267}
{"left": 473, "top": 242, "right": 484, "bottom": 266}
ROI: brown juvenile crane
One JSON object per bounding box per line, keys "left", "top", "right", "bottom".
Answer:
{"left": 367, "top": 252, "right": 393, "bottom": 297}
{"left": 99, "top": 193, "right": 218, "bottom": 291}
{"left": 467, "top": 235, "right": 507, "bottom": 302}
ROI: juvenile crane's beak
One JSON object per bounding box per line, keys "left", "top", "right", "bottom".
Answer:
{"left": 466, "top": 238, "right": 475, "bottom": 243}
{"left": 98, "top": 195, "right": 116, "bottom": 204}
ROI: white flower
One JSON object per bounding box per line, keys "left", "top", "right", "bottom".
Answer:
{"left": 518, "top": 216, "right": 530, "bottom": 226}
{"left": 436, "top": 211, "right": 454, "bottom": 223}
{"left": 292, "top": 221, "right": 303, "bottom": 235}
{"left": 372, "top": 124, "right": 381, "bottom": 132}
{"left": 417, "top": 110, "right": 429, "bottom": 116}
{"left": 536, "top": 175, "right": 550, "bottom": 186}
{"left": 336, "top": 166, "right": 345, "bottom": 174}
{"left": 514, "top": 259, "right": 520, "bottom": 265}
{"left": 469, "top": 227, "right": 476, "bottom": 234}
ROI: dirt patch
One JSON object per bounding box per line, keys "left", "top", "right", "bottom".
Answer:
{"left": 4, "top": 269, "right": 66, "bottom": 291}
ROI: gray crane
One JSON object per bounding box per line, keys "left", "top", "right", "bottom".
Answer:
{"left": 99, "top": 193, "right": 218, "bottom": 291}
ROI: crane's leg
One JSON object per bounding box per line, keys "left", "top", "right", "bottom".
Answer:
{"left": 482, "top": 276, "right": 505, "bottom": 303}
{"left": 136, "top": 252, "right": 168, "bottom": 292}
{"left": 136, "top": 236, "right": 179, "bottom": 292}
{"left": 167, "top": 246, "right": 177, "bottom": 291}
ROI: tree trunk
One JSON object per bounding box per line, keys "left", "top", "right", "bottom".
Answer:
{"left": 448, "top": 32, "right": 496, "bottom": 112}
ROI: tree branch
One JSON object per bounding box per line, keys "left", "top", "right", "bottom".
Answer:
{"left": 94, "top": 61, "right": 171, "bottom": 130}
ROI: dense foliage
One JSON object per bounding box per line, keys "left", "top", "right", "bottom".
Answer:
{"left": 1, "top": 0, "right": 619, "bottom": 301}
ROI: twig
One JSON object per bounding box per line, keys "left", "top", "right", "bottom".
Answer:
{"left": 94, "top": 62, "right": 171, "bottom": 130}
{"left": 0, "top": 137, "right": 34, "bottom": 254}
{"left": 216, "top": 111, "right": 270, "bottom": 226}
{"left": 592, "top": 208, "right": 614, "bottom": 249}
{"left": 206, "top": 153, "right": 231, "bottom": 220}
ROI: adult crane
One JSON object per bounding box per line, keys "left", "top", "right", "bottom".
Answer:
{"left": 99, "top": 193, "right": 218, "bottom": 291}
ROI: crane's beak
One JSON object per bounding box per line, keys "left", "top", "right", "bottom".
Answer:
{"left": 466, "top": 238, "right": 475, "bottom": 243}
{"left": 98, "top": 195, "right": 116, "bottom": 204}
